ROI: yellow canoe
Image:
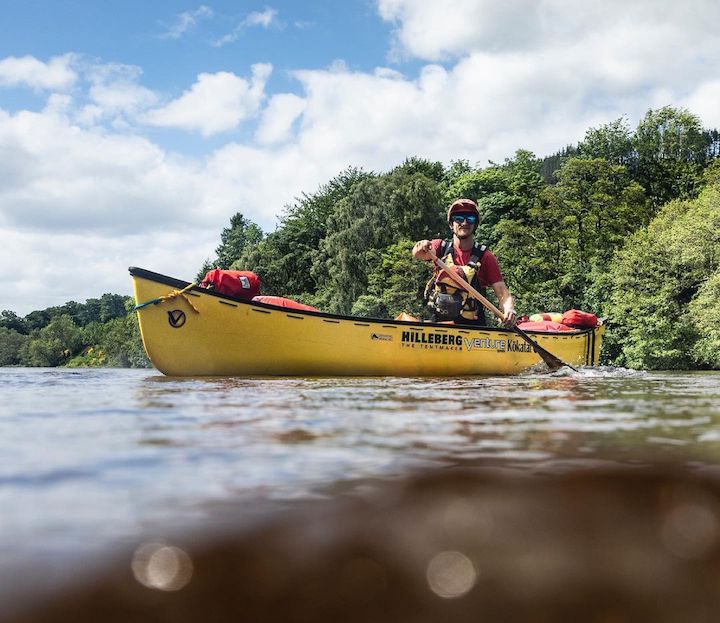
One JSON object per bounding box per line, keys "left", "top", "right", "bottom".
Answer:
{"left": 130, "top": 267, "right": 604, "bottom": 377}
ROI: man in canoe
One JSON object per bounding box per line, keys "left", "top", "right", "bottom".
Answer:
{"left": 412, "top": 198, "right": 517, "bottom": 327}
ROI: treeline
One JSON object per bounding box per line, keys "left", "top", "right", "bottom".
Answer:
{"left": 201, "top": 106, "right": 720, "bottom": 370}
{"left": 0, "top": 294, "right": 149, "bottom": 368}
{"left": 3, "top": 106, "right": 719, "bottom": 370}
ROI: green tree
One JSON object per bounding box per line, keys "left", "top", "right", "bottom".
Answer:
{"left": 706, "top": 129, "right": 720, "bottom": 159}
{"left": 551, "top": 158, "right": 647, "bottom": 270}
{"left": 0, "top": 328, "right": 30, "bottom": 365}
{"left": 99, "top": 293, "right": 128, "bottom": 323}
{"left": 98, "top": 313, "right": 150, "bottom": 367}
{"left": 27, "top": 315, "right": 82, "bottom": 366}
{"left": 605, "top": 179, "right": 720, "bottom": 369}
{"left": 24, "top": 309, "right": 51, "bottom": 332}
{"left": 496, "top": 157, "right": 647, "bottom": 313}
{"left": 688, "top": 271, "right": 720, "bottom": 368}
{"left": 538, "top": 145, "right": 580, "bottom": 184}
{"left": 363, "top": 240, "right": 434, "bottom": 319}
{"left": 316, "top": 167, "right": 444, "bottom": 313}
{"left": 73, "top": 299, "right": 99, "bottom": 325}
{"left": 0, "top": 310, "right": 28, "bottom": 334}
{"left": 633, "top": 106, "right": 709, "bottom": 208}
{"left": 232, "top": 168, "right": 372, "bottom": 297}
{"left": 578, "top": 117, "right": 634, "bottom": 166}
{"left": 67, "top": 295, "right": 127, "bottom": 326}
{"left": 213, "top": 212, "right": 264, "bottom": 270}
{"left": 442, "top": 150, "right": 545, "bottom": 246}
{"left": 392, "top": 157, "right": 445, "bottom": 183}
{"left": 196, "top": 258, "right": 215, "bottom": 283}
{"left": 441, "top": 159, "right": 474, "bottom": 187}
{"left": 78, "top": 299, "right": 149, "bottom": 367}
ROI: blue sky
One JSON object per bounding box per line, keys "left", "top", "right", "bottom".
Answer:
{"left": 0, "top": 1, "right": 406, "bottom": 153}
{"left": 0, "top": 1, "right": 389, "bottom": 73}
{"left": 1, "top": 0, "right": 719, "bottom": 314}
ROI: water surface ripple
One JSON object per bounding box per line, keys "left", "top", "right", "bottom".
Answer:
{"left": 2, "top": 366, "right": 720, "bottom": 602}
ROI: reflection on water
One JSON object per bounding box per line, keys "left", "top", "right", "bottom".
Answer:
{"left": 2, "top": 367, "right": 720, "bottom": 616}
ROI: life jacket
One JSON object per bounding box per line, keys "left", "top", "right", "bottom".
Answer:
{"left": 424, "top": 240, "right": 487, "bottom": 324}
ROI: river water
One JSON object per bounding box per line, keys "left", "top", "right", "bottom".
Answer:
{"left": 2, "top": 367, "right": 720, "bottom": 620}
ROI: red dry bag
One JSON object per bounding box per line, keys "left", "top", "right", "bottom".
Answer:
{"left": 562, "top": 309, "right": 599, "bottom": 329}
{"left": 516, "top": 320, "right": 575, "bottom": 332}
{"left": 252, "top": 296, "right": 319, "bottom": 312}
{"left": 200, "top": 269, "right": 261, "bottom": 299}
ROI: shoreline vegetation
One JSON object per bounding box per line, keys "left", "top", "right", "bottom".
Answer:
{"left": 3, "top": 107, "right": 720, "bottom": 371}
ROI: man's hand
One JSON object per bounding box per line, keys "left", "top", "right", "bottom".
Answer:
{"left": 412, "top": 240, "right": 433, "bottom": 261}
{"left": 502, "top": 305, "right": 517, "bottom": 327}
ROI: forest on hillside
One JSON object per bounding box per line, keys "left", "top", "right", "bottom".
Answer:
{"left": 3, "top": 106, "right": 720, "bottom": 370}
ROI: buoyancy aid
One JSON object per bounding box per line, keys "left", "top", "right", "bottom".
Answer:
{"left": 424, "top": 239, "right": 487, "bottom": 324}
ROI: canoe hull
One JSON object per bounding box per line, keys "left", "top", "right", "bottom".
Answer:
{"left": 131, "top": 268, "right": 604, "bottom": 377}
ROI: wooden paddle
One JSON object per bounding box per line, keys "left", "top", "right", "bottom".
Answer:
{"left": 429, "top": 250, "right": 576, "bottom": 372}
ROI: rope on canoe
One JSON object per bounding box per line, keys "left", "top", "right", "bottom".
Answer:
{"left": 134, "top": 282, "right": 200, "bottom": 313}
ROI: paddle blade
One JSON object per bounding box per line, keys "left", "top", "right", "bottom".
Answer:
{"left": 513, "top": 326, "right": 577, "bottom": 372}
{"left": 536, "top": 347, "right": 569, "bottom": 372}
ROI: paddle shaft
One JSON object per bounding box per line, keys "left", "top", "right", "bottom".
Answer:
{"left": 429, "top": 250, "right": 575, "bottom": 372}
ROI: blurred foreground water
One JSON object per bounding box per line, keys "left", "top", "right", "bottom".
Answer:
{"left": 2, "top": 367, "right": 720, "bottom": 622}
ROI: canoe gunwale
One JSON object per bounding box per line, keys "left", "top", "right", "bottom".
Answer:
{"left": 129, "top": 266, "right": 595, "bottom": 339}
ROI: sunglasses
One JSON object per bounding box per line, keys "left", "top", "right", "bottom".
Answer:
{"left": 451, "top": 213, "right": 478, "bottom": 225}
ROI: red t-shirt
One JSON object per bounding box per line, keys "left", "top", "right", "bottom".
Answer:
{"left": 431, "top": 239, "right": 503, "bottom": 287}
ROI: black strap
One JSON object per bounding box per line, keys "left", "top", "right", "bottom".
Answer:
{"left": 440, "top": 240, "right": 487, "bottom": 265}
{"left": 469, "top": 243, "right": 487, "bottom": 265}
{"left": 439, "top": 239, "right": 453, "bottom": 260}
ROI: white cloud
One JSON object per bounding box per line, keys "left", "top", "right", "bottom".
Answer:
{"left": 212, "top": 8, "right": 280, "bottom": 47}
{"left": 379, "top": 0, "right": 540, "bottom": 61}
{"left": 143, "top": 65, "right": 272, "bottom": 136}
{"left": 245, "top": 8, "right": 279, "bottom": 28}
{"left": 681, "top": 81, "right": 720, "bottom": 129}
{"left": 88, "top": 81, "right": 158, "bottom": 117}
{"left": 0, "top": 107, "right": 239, "bottom": 314}
{"left": 369, "top": 0, "right": 720, "bottom": 154}
{"left": 377, "top": 0, "right": 720, "bottom": 65}
{"left": 256, "top": 93, "right": 306, "bottom": 144}
{"left": 82, "top": 63, "right": 158, "bottom": 124}
{"left": 160, "top": 5, "right": 213, "bottom": 40}
{"left": 0, "top": 227, "right": 216, "bottom": 311}
{"left": 0, "top": 54, "right": 77, "bottom": 90}
{"left": 0, "top": 108, "right": 212, "bottom": 234}
{"left": 3, "top": 0, "right": 720, "bottom": 315}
